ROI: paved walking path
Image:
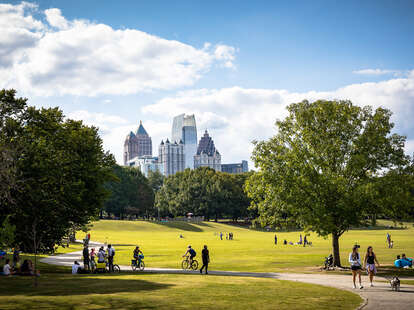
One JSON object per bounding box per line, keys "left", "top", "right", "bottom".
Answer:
{"left": 41, "top": 245, "right": 414, "bottom": 310}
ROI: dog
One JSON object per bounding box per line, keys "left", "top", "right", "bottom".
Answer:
{"left": 390, "top": 276, "right": 400, "bottom": 291}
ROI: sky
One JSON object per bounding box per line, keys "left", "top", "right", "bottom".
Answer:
{"left": 1, "top": 0, "right": 414, "bottom": 167}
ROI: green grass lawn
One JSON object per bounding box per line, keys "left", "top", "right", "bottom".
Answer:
{"left": 77, "top": 220, "right": 414, "bottom": 274}
{"left": 0, "top": 272, "right": 362, "bottom": 310}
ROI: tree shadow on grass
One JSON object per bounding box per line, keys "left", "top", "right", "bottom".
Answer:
{"left": 152, "top": 221, "right": 203, "bottom": 232}
{"left": 0, "top": 274, "right": 172, "bottom": 297}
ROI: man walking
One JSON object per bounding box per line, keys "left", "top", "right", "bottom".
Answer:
{"left": 200, "top": 245, "right": 210, "bottom": 274}
{"left": 274, "top": 234, "right": 277, "bottom": 245}
{"left": 107, "top": 244, "right": 115, "bottom": 272}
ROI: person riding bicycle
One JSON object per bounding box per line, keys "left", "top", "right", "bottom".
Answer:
{"left": 133, "top": 246, "right": 144, "bottom": 263}
{"left": 183, "top": 245, "right": 196, "bottom": 265}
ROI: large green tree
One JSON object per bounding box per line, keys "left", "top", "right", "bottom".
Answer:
{"left": 1, "top": 89, "right": 115, "bottom": 252}
{"left": 104, "top": 165, "right": 155, "bottom": 219}
{"left": 156, "top": 168, "right": 251, "bottom": 221}
{"left": 246, "top": 100, "right": 410, "bottom": 266}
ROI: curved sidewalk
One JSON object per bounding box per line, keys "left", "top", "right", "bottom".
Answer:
{"left": 41, "top": 248, "right": 414, "bottom": 310}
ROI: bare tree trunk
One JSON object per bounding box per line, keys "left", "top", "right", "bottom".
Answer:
{"left": 332, "top": 232, "right": 341, "bottom": 267}
{"left": 32, "top": 221, "right": 38, "bottom": 287}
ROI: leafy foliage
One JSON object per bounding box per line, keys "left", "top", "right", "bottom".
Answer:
{"left": 0, "top": 89, "right": 115, "bottom": 252}
{"left": 156, "top": 167, "right": 251, "bottom": 221}
{"left": 104, "top": 165, "right": 155, "bottom": 218}
{"left": 246, "top": 100, "right": 411, "bottom": 266}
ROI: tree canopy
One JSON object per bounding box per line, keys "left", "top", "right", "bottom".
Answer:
{"left": 156, "top": 167, "right": 252, "bottom": 221}
{"left": 0, "top": 89, "right": 115, "bottom": 252}
{"left": 103, "top": 165, "right": 155, "bottom": 219}
{"left": 246, "top": 99, "right": 412, "bottom": 266}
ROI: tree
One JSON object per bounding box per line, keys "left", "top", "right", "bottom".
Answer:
{"left": 155, "top": 168, "right": 251, "bottom": 221}
{"left": 246, "top": 100, "right": 410, "bottom": 266}
{"left": 0, "top": 216, "right": 15, "bottom": 249}
{"left": 104, "top": 165, "right": 155, "bottom": 219}
{"left": 147, "top": 170, "right": 164, "bottom": 193}
{"left": 1, "top": 90, "right": 115, "bottom": 253}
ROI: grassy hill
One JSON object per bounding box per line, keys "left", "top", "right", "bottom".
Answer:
{"left": 78, "top": 220, "right": 414, "bottom": 273}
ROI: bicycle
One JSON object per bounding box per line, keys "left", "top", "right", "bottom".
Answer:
{"left": 181, "top": 256, "right": 198, "bottom": 270}
{"left": 94, "top": 259, "right": 120, "bottom": 273}
{"left": 131, "top": 254, "right": 145, "bottom": 271}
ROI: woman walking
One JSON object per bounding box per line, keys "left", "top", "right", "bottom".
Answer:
{"left": 349, "top": 245, "right": 363, "bottom": 289}
{"left": 364, "top": 246, "right": 380, "bottom": 287}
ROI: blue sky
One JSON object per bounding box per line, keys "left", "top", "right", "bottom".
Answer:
{"left": 1, "top": 1, "right": 414, "bottom": 165}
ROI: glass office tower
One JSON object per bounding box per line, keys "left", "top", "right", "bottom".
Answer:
{"left": 172, "top": 114, "right": 197, "bottom": 169}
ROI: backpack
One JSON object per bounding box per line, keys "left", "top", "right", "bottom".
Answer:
{"left": 189, "top": 248, "right": 196, "bottom": 256}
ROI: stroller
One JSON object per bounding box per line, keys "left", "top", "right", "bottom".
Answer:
{"left": 323, "top": 254, "right": 334, "bottom": 270}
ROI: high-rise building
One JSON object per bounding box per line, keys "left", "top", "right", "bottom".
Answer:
{"left": 221, "top": 160, "right": 249, "bottom": 174}
{"left": 194, "top": 130, "right": 221, "bottom": 171}
{"left": 158, "top": 139, "right": 185, "bottom": 176}
{"left": 126, "top": 155, "right": 164, "bottom": 177}
{"left": 172, "top": 114, "right": 197, "bottom": 169}
{"left": 123, "top": 121, "right": 152, "bottom": 165}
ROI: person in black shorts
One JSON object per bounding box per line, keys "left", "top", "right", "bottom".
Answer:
{"left": 349, "top": 245, "right": 363, "bottom": 289}
{"left": 183, "top": 245, "right": 196, "bottom": 265}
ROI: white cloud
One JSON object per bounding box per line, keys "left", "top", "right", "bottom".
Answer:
{"left": 67, "top": 110, "right": 128, "bottom": 132}
{"left": 44, "top": 8, "right": 69, "bottom": 30}
{"left": 142, "top": 72, "right": 414, "bottom": 167}
{"left": 353, "top": 68, "right": 398, "bottom": 76}
{"left": 214, "top": 44, "right": 237, "bottom": 68}
{"left": 0, "top": 2, "right": 237, "bottom": 96}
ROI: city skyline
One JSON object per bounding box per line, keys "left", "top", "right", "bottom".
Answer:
{"left": 1, "top": 1, "right": 413, "bottom": 169}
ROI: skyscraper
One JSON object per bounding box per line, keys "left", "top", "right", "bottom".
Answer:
{"left": 158, "top": 139, "right": 185, "bottom": 176}
{"left": 194, "top": 130, "right": 221, "bottom": 171}
{"left": 221, "top": 160, "right": 249, "bottom": 174}
{"left": 171, "top": 114, "right": 197, "bottom": 169}
{"left": 123, "top": 121, "right": 152, "bottom": 165}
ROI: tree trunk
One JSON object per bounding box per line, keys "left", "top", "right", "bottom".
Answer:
{"left": 371, "top": 214, "right": 377, "bottom": 227}
{"left": 332, "top": 232, "right": 341, "bottom": 267}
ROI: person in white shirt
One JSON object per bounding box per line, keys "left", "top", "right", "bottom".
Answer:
{"left": 97, "top": 247, "right": 106, "bottom": 263}
{"left": 349, "top": 245, "right": 363, "bottom": 289}
{"left": 72, "top": 261, "right": 81, "bottom": 274}
{"left": 2, "top": 259, "right": 11, "bottom": 276}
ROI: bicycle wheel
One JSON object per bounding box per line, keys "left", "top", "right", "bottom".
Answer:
{"left": 131, "top": 262, "right": 137, "bottom": 271}
{"left": 191, "top": 260, "right": 198, "bottom": 270}
{"left": 139, "top": 261, "right": 145, "bottom": 271}
{"left": 113, "top": 264, "right": 121, "bottom": 273}
{"left": 181, "top": 260, "right": 189, "bottom": 270}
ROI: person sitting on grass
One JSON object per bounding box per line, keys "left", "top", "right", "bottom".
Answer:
{"left": 20, "top": 259, "right": 40, "bottom": 276}
{"left": 401, "top": 254, "right": 413, "bottom": 267}
{"left": 1, "top": 259, "right": 12, "bottom": 276}
{"left": 72, "top": 261, "right": 81, "bottom": 274}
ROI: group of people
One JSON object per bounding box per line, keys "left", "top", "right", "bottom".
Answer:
{"left": 182, "top": 245, "right": 210, "bottom": 274}
{"left": 73, "top": 244, "right": 116, "bottom": 274}
{"left": 219, "top": 232, "right": 234, "bottom": 240}
{"left": 349, "top": 244, "right": 412, "bottom": 289}
{"left": 394, "top": 254, "right": 413, "bottom": 268}
{"left": 275, "top": 234, "right": 311, "bottom": 247}
{"left": 1, "top": 255, "right": 40, "bottom": 277}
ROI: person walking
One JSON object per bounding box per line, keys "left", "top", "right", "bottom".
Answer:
{"left": 299, "top": 234, "right": 302, "bottom": 245}
{"left": 220, "top": 232, "right": 223, "bottom": 240}
{"left": 274, "top": 234, "right": 277, "bottom": 245}
{"left": 107, "top": 244, "right": 115, "bottom": 272}
{"left": 200, "top": 245, "right": 210, "bottom": 274}
{"left": 364, "top": 246, "right": 380, "bottom": 287}
{"left": 82, "top": 245, "right": 90, "bottom": 271}
{"left": 303, "top": 235, "right": 308, "bottom": 247}
{"left": 349, "top": 245, "right": 363, "bottom": 289}
{"left": 386, "top": 233, "right": 391, "bottom": 248}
